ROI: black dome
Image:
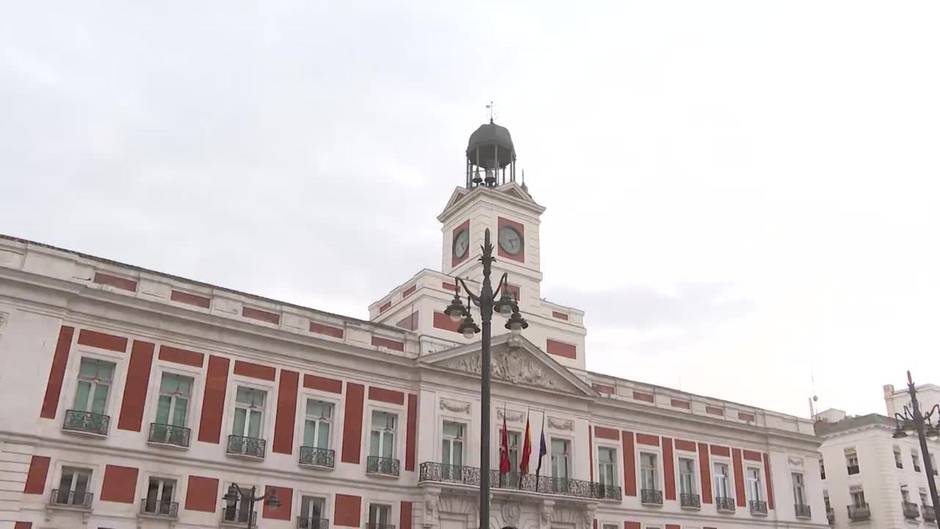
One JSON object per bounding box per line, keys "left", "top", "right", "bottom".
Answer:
{"left": 466, "top": 122, "right": 515, "bottom": 170}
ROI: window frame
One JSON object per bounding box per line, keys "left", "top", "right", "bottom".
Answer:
{"left": 441, "top": 419, "right": 467, "bottom": 468}
{"left": 152, "top": 370, "right": 195, "bottom": 428}
{"left": 745, "top": 465, "right": 764, "bottom": 503}
{"left": 367, "top": 407, "right": 400, "bottom": 461}
{"left": 302, "top": 398, "right": 336, "bottom": 450}
{"left": 677, "top": 455, "right": 699, "bottom": 496}
{"left": 229, "top": 384, "right": 269, "bottom": 440}
{"left": 595, "top": 444, "right": 619, "bottom": 488}
{"left": 550, "top": 435, "right": 573, "bottom": 481}
{"left": 712, "top": 459, "right": 734, "bottom": 501}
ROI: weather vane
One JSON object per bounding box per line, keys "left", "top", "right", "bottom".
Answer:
{"left": 486, "top": 100, "right": 494, "bottom": 123}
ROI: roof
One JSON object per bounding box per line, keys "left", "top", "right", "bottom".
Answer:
{"left": 814, "top": 413, "right": 895, "bottom": 436}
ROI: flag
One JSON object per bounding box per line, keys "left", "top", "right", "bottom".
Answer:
{"left": 534, "top": 412, "right": 548, "bottom": 489}
{"left": 520, "top": 410, "right": 532, "bottom": 476}
{"left": 499, "top": 411, "right": 511, "bottom": 476}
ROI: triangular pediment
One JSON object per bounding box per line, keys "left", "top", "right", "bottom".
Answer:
{"left": 438, "top": 184, "right": 546, "bottom": 222}
{"left": 419, "top": 334, "right": 595, "bottom": 397}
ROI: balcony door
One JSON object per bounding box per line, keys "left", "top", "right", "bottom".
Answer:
{"left": 232, "top": 387, "right": 265, "bottom": 439}
{"left": 442, "top": 421, "right": 465, "bottom": 480}
{"left": 303, "top": 400, "right": 333, "bottom": 449}
{"left": 370, "top": 411, "right": 397, "bottom": 459}
{"left": 300, "top": 496, "right": 325, "bottom": 528}
{"left": 57, "top": 467, "right": 91, "bottom": 505}
{"left": 73, "top": 358, "right": 114, "bottom": 415}
{"left": 155, "top": 373, "right": 191, "bottom": 428}
{"left": 144, "top": 477, "right": 176, "bottom": 514}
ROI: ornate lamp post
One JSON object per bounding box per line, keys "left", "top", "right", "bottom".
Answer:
{"left": 442, "top": 228, "right": 528, "bottom": 529}
{"left": 221, "top": 484, "right": 280, "bottom": 528}
{"left": 892, "top": 371, "right": 940, "bottom": 528}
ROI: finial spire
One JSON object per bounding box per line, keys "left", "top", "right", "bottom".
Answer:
{"left": 486, "top": 100, "right": 494, "bottom": 123}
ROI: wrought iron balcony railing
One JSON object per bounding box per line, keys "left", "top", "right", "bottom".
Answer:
{"left": 140, "top": 498, "right": 179, "bottom": 517}
{"left": 226, "top": 434, "right": 265, "bottom": 459}
{"left": 221, "top": 508, "right": 257, "bottom": 527}
{"left": 418, "top": 462, "right": 610, "bottom": 500}
{"left": 925, "top": 505, "right": 937, "bottom": 522}
{"left": 902, "top": 501, "right": 920, "bottom": 519}
{"left": 297, "top": 517, "right": 329, "bottom": 529}
{"left": 847, "top": 503, "right": 870, "bottom": 521}
{"left": 680, "top": 493, "right": 701, "bottom": 509}
{"left": 640, "top": 488, "right": 663, "bottom": 506}
{"left": 299, "top": 446, "right": 335, "bottom": 469}
{"left": 366, "top": 524, "right": 395, "bottom": 529}
{"left": 715, "top": 496, "right": 736, "bottom": 513}
{"left": 826, "top": 508, "right": 835, "bottom": 525}
{"left": 62, "top": 409, "right": 109, "bottom": 436}
{"left": 595, "top": 483, "right": 623, "bottom": 501}
{"left": 846, "top": 464, "right": 860, "bottom": 475}
{"left": 750, "top": 500, "right": 768, "bottom": 515}
{"left": 367, "top": 456, "right": 400, "bottom": 477}
{"left": 794, "top": 503, "right": 812, "bottom": 519}
{"left": 148, "top": 423, "right": 191, "bottom": 448}
{"left": 49, "top": 489, "right": 93, "bottom": 509}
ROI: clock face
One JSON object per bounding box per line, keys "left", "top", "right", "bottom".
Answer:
{"left": 453, "top": 229, "right": 470, "bottom": 259}
{"left": 498, "top": 226, "right": 523, "bottom": 255}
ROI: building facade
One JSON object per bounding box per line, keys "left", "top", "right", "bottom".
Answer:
{"left": 0, "top": 122, "right": 828, "bottom": 529}
{"left": 816, "top": 387, "right": 940, "bottom": 529}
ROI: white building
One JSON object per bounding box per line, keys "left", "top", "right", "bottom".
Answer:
{"left": 0, "top": 121, "right": 828, "bottom": 529}
{"left": 816, "top": 385, "right": 940, "bottom": 528}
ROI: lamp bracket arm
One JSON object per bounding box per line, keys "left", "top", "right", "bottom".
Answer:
{"left": 493, "top": 273, "right": 509, "bottom": 298}
{"left": 455, "top": 277, "right": 480, "bottom": 304}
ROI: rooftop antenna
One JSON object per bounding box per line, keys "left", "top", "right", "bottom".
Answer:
{"left": 486, "top": 100, "right": 494, "bottom": 123}
{"left": 809, "top": 371, "right": 819, "bottom": 420}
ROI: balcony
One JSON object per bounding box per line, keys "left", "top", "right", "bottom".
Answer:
{"left": 715, "top": 496, "right": 736, "bottom": 513}
{"left": 221, "top": 508, "right": 257, "bottom": 527}
{"left": 139, "top": 498, "right": 179, "bottom": 518}
{"left": 846, "top": 464, "right": 860, "bottom": 475}
{"left": 366, "top": 524, "right": 395, "bottom": 529}
{"left": 640, "top": 488, "right": 663, "bottom": 506}
{"left": 750, "top": 500, "right": 768, "bottom": 516}
{"left": 925, "top": 505, "right": 937, "bottom": 522}
{"left": 226, "top": 434, "right": 265, "bottom": 459}
{"left": 418, "top": 462, "right": 610, "bottom": 500}
{"left": 826, "top": 508, "right": 835, "bottom": 525}
{"left": 595, "top": 483, "right": 623, "bottom": 502}
{"left": 902, "top": 501, "right": 920, "bottom": 520}
{"left": 367, "top": 456, "right": 400, "bottom": 477}
{"left": 147, "top": 423, "right": 191, "bottom": 448}
{"left": 847, "top": 503, "right": 870, "bottom": 521}
{"left": 49, "top": 489, "right": 93, "bottom": 510}
{"left": 795, "top": 503, "right": 812, "bottom": 519}
{"left": 914, "top": 465, "right": 922, "bottom": 473}
{"left": 896, "top": 461, "right": 903, "bottom": 469}
{"left": 299, "top": 446, "right": 335, "bottom": 469}
{"left": 297, "top": 517, "right": 329, "bottom": 529}
{"left": 680, "top": 493, "right": 701, "bottom": 509}
{"left": 62, "top": 410, "right": 109, "bottom": 436}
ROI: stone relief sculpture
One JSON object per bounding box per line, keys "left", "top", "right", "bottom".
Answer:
{"left": 547, "top": 416, "right": 573, "bottom": 431}
{"left": 444, "top": 349, "right": 564, "bottom": 389}
{"left": 497, "top": 408, "right": 525, "bottom": 423}
{"left": 439, "top": 399, "right": 471, "bottom": 414}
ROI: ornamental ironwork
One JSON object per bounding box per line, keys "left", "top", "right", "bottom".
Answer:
{"left": 227, "top": 434, "right": 265, "bottom": 459}
{"left": 148, "top": 422, "right": 191, "bottom": 448}
{"left": 367, "top": 456, "right": 400, "bottom": 477}
{"left": 63, "top": 409, "right": 109, "bottom": 436}
{"left": 49, "top": 489, "right": 93, "bottom": 509}
{"left": 418, "top": 462, "right": 613, "bottom": 500}
{"left": 140, "top": 498, "right": 179, "bottom": 517}
{"left": 641, "top": 488, "right": 663, "bottom": 506}
{"left": 299, "top": 446, "right": 335, "bottom": 468}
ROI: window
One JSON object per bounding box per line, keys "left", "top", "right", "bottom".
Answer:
{"left": 845, "top": 448, "right": 859, "bottom": 474}
{"left": 597, "top": 447, "right": 617, "bottom": 487}
{"left": 223, "top": 483, "right": 254, "bottom": 524}
{"left": 232, "top": 386, "right": 266, "bottom": 439}
{"left": 143, "top": 477, "right": 176, "bottom": 515}
{"left": 300, "top": 495, "right": 325, "bottom": 528}
{"left": 931, "top": 454, "right": 938, "bottom": 475}
{"left": 679, "top": 457, "right": 697, "bottom": 496}
{"left": 73, "top": 358, "right": 115, "bottom": 415}
{"left": 442, "top": 421, "right": 465, "bottom": 467}
{"left": 54, "top": 467, "right": 92, "bottom": 506}
{"left": 823, "top": 490, "right": 831, "bottom": 511}
{"left": 640, "top": 453, "right": 658, "bottom": 490}
{"left": 746, "top": 467, "right": 763, "bottom": 502}
{"left": 551, "top": 439, "right": 570, "bottom": 479}
{"left": 913, "top": 450, "right": 922, "bottom": 472}
{"left": 851, "top": 488, "right": 866, "bottom": 507}
{"left": 303, "top": 400, "right": 333, "bottom": 449}
{"left": 370, "top": 411, "right": 397, "bottom": 459}
{"left": 901, "top": 485, "right": 911, "bottom": 503}
{"left": 603, "top": 524, "right": 618, "bottom": 529}
{"left": 156, "top": 373, "right": 192, "bottom": 427}
{"left": 894, "top": 446, "right": 904, "bottom": 469}
{"left": 921, "top": 491, "right": 929, "bottom": 506}
{"left": 792, "top": 473, "right": 806, "bottom": 506}
{"left": 819, "top": 458, "right": 826, "bottom": 480}
{"left": 368, "top": 504, "right": 391, "bottom": 528}
{"left": 713, "top": 462, "right": 731, "bottom": 499}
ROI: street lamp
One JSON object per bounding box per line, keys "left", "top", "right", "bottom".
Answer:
{"left": 442, "top": 228, "right": 527, "bottom": 529}
{"left": 892, "top": 371, "right": 940, "bottom": 528}
{"left": 221, "top": 484, "right": 279, "bottom": 528}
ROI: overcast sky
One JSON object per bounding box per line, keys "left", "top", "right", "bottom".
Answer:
{"left": 2, "top": 1, "right": 939, "bottom": 418}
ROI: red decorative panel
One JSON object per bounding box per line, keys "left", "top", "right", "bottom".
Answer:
{"left": 546, "top": 339, "right": 576, "bottom": 359}
{"left": 14, "top": 523, "right": 32, "bottom": 529}
{"left": 334, "top": 494, "right": 361, "bottom": 526}
{"left": 262, "top": 486, "right": 292, "bottom": 520}
{"left": 242, "top": 306, "right": 280, "bottom": 325}
{"left": 310, "top": 321, "right": 344, "bottom": 339}
{"left": 184, "top": 475, "right": 219, "bottom": 512}
{"left": 451, "top": 219, "right": 470, "bottom": 267}
{"left": 233, "top": 360, "right": 276, "bottom": 381}
{"left": 40, "top": 326, "right": 74, "bottom": 419}
{"left": 402, "top": 285, "right": 416, "bottom": 298}
{"left": 699, "top": 442, "right": 713, "bottom": 504}
{"left": 303, "top": 374, "right": 343, "bottom": 394}
{"left": 170, "top": 289, "right": 211, "bottom": 308}
{"left": 433, "top": 311, "right": 461, "bottom": 333}
{"left": 93, "top": 272, "right": 137, "bottom": 291}
{"left": 441, "top": 281, "right": 457, "bottom": 292}
{"left": 497, "top": 217, "right": 525, "bottom": 262}
{"left": 625, "top": 523, "right": 641, "bottom": 529}
{"left": 400, "top": 501, "right": 413, "bottom": 529}
{"left": 662, "top": 437, "right": 676, "bottom": 501}
{"left": 273, "top": 370, "right": 299, "bottom": 455}
{"left": 676, "top": 439, "right": 697, "bottom": 452}
{"left": 100, "top": 465, "right": 138, "bottom": 503}
{"left": 732, "top": 448, "right": 746, "bottom": 507}
{"left": 368, "top": 386, "right": 404, "bottom": 405}
{"left": 379, "top": 301, "right": 392, "bottom": 313}
{"left": 552, "top": 311, "right": 569, "bottom": 320}
{"left": 594, "top": 426, "right": 619, "bottom": 440}
{"left": 23, "top": 456, "right": 50, "bottom": 494}
{"left": 341, "top": 383, "right": 365, "bottom": 464}
{"left": 633, "top": 390, "right": 654, "bottom": 403}
{"left": 706, "top": 405, "right": 724, "bottom": 416}
{"left": 743, "top": 449, "right": 762, "bottom": 462}
{"left": 593, "top": 383, "right": 614, "bottom": 394}
{"left": 396, "top": 312, "right": 419, "bottom": 331}
{"left": 405, "top": 394, "right": 418, "bottom": 471}
{"left": 77, "top": 329, "right": 127, "bottom": 352}
{"left": 622, "top": 431, "right": 637, "bottom": 496}
{"left": 671, "top": 398, "right": 690, "bottom": 410}
{"left": 197, "top": 355, "right": 229, "bottom": 444}
{"left": 666, "top": 525, "right": 681, "bottom": 529}
{"left": 117, "top": 340, "right": 154, "bottom": 431}
{"left": 739, "top": 411, "right": 756, "bottom": 422}
{"left": 636, "top": 433, "right": 660, "bottom": 446}
{"left": 764, "top": 452, "right": 775, "bottom": 509}
{"left": 710, "top": 444, "right": 730, "bottom": 457}
{"left": 158, "top": 345, "right": 204, "bottom": 367}
{"left": 372, "top": 336, "right": 404, "bottom": 351}
{"left": 504, "top": 284, "right": 520, "bottom": 300}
